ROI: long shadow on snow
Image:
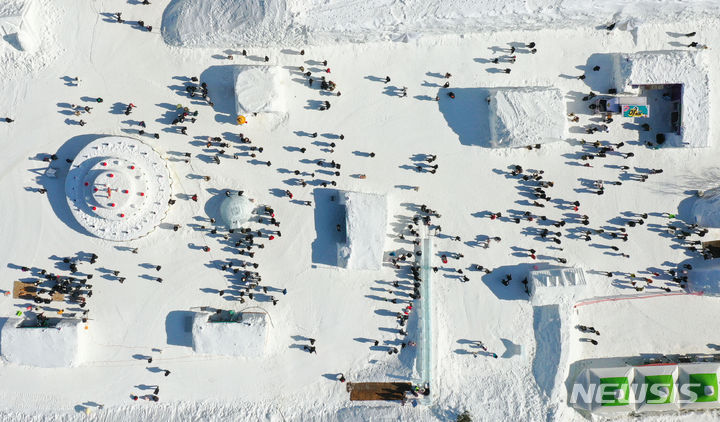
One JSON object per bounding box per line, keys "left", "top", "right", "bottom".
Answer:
{"left": 437, "top": 87, "right": 492, "bottom": 147}
{"left": 199, "top": 65, "right": 239, "bottom": 124}
{"left": 34, "top": 134, "right": 112, "bottom": 238}
{"left": 310, "top": 188, "right": 345, "bottom": 266}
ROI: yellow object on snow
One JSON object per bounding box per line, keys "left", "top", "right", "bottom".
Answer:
{"left": 236, "top": 115, "right": 247, "bottom": 125}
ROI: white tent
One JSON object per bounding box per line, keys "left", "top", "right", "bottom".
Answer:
{"left": 219, "top": 195, "right": 254, "bottom": 230}
{"left": 337, "top": 191, "right": 388, "bottom": 271}
{"left": 0, "top": 318, "right": 83, "bottom": 367}
{"left": 488, "top": 87, "right": 566, "bottom": 148}
{"left": 233, "top": 65, "right": 288, "bottom": 117}
{"left": 191, "top": 311, "right": 268, "bottom": 357}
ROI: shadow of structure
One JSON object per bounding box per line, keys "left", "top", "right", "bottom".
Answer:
{"left": 310, "top": 188, "right": 346, "bottom": 266}
{"left": 199, "top": 65, "right": 239, "bottom": 124}
{"left": 35, "top": 134, "right": 110, "bottom": 237}
{"left": 437, "top": 87, "right": 492, "bottom": 147}
{"left": 165, "top": 310, "right": 195, "bottom": 347}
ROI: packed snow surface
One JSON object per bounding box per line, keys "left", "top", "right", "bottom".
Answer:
{"left": 191, "top": 311, "right": 268, "bottom": 357}
{"left": 233, "top": 65, "right": 288, "bottom": 117}
{"left": 338, "top": 191, "right": 387, "bottom": 270}
{"left": 0, "top": 318, "right": 82, "bottom": 368}
{"left": 488, "top": 87, "right": 566, "bottom": 148}
{"left": 614, "top": 50, "right": 710, "bottom": 147}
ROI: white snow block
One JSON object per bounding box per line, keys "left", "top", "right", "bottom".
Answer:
{"left": 337, "top": 191, "right": 388, "bottom": 271}
{"left": 233, "top": 65, "right": 288, "bottom": 117}
{"left": 488, "top": 87, "right": 566, "bottom": 148}
{"left": 0, "top": 318, "right": 83, "bottom": 367}
{"left": 191, "top": 312, "right": 268, "bottom": 357}
{"left": 613, "top": 50, "right": 710, "bottom": 147}
{"left": 528, "top": 266, "right": 586, "bottom": 305}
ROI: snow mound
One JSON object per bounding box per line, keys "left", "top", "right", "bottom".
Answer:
{"left": 488, "top": 87, "right": 566, "bottom": 148}
{"left": 64, "top": 136, "right": 173, "bottom": 242}
{"left": 613, "top": 50, "right": 710, "bottom": 147}
{"left": 0, "top": 318, "right": 83, "bottom": 367}
{"left": 691, "top": 188, "right": 720, "bottom": 228}
{"left": 233, "top": 66, "right": 288, "bottom": 117}
{"left": 219, "top": 194, "right": 254, "bottom": 230}
{"left": 161, "top": 0, "right": 720, "bottom": 48}
{"left": 337, "top": 191, "right": 387, "bottom": 271}
{"left": 191, "top": 311, "right": 268, "bottom": 357}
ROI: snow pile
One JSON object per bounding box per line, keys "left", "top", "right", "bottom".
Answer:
{"left": 219, "top": 195, "right": 254, "bottom": 230}
{"left": 613, "top": 50, "right": 710, "bottom": 147}
{"left": 691, "top": 187, "right": 720, "bottom": 228}
{"left": 527, "top": 266, "right": 587, "bottom": 305}
{"left": 488, "top": 87, "right": 566, "bottom": 148}
{"left": 233, "top": 66, "right": 288, "bottom": 117}
{"left": 0, "top": 318, "right": 83, "bottom": 367}
{"left": 162, "top": 0, "right": 720, "bottom": 48}
{"left": 65, "top": 136, "right": 173, "bottom": 242}
{"left": 337, "top": 191, "right": 387, "bottom": 271}
{"left": 191, "top": 311, "right": 268, "bottom": 357}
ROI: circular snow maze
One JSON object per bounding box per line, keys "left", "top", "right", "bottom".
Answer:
{"left": 65, "top": 136, "right": 172, "bottom": 241}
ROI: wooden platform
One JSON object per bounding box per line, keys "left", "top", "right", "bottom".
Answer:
{"left": 13, "top": 281, "right": 64, "bottom": 301}
{"left": 348, "top": 382, "right": 412, "bottom": 401}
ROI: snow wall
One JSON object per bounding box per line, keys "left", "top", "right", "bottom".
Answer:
{"left": 0, "top": 318, "right": 83, "bottom": 367}
{"left": 337, "top": 191, "right": 387, "bottom": 271}
{"left": 191, "top": 311, "right": 268, "bottom": 357}
{"left": 488, "top": 87, "right": 566, "bottom": 148}
{"left": 162, "top": 0, "right": 720, "bottom": 48}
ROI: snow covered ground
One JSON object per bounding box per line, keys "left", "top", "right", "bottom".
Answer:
{"left": 3, "top": 1, "right": 720, "bottom": 421}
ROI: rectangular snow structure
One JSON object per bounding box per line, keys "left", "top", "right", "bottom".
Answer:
{"left": 0, "top": 317, "right": 83, "bottom": 367}
{"left": 337, "top": 191, "right": 388, "bottom": 271}
{"left": 488, "top": 87, "right": 566, "bottom": 148}
{"left": 191, "top": 311, "right": 268, "bottom": 357}
{"left": 527, "top": 266, "right": 586, "bottom": 304}
{"left": 233, "top": 65, "right": 288, "bottom": 116}
{"left": 613, "top": 50, "right": 710, "bottom": 147}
